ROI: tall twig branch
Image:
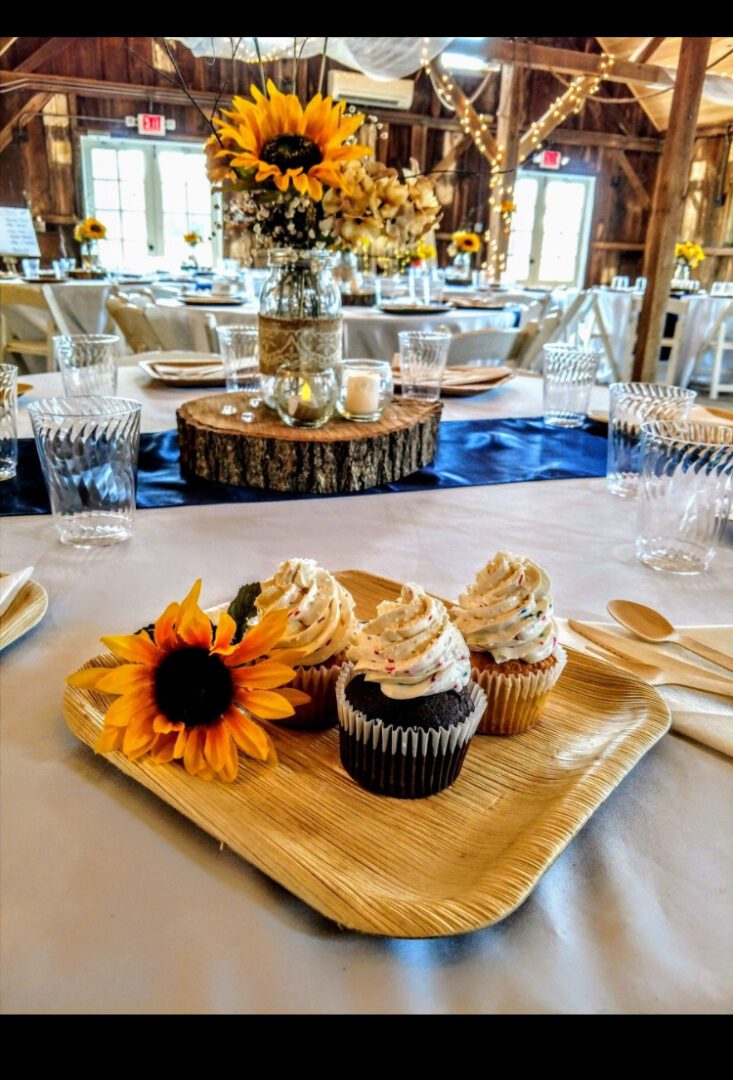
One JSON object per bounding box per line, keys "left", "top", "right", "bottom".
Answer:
{"left": 253, "top": 37, "right": 267, "bottom": 94}
{"left": 159, "top": 37, "right": 221, "bottom": 141}
{"left": 318, "top": 37, "right": 329, "bottom": 95}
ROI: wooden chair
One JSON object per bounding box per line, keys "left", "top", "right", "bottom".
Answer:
{"left": 144, "top": 304, "right": 220, "bottom": 353}
{"left": 0, "top": 281, "right": 71, "bottom": 371}
{"left": 106, "top": 295, "right": 163, "bottom": 355}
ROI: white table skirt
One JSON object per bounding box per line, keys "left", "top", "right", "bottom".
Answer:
{"left": 2, "top": 369, "right": 732, "bottom": 1014}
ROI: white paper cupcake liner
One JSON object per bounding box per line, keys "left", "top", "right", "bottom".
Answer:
{"left": 283, "top": 662, "right": 343, "bottom": 730}
{"left": 471, "top": 644, "right": 567, "bottom": 735}
{"left": 335, "top": 664, "right": 486, "bottom": 798}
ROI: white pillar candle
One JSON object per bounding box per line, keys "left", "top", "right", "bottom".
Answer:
{"left": 345, "top": 370, "right": 380, "bottom": 415}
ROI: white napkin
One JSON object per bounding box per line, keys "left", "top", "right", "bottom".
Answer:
{"left": 0, "top": 567, "right": 34, "bottom": 618}
{"left": 559, "top": 620, "right": 733, "bottom": 759}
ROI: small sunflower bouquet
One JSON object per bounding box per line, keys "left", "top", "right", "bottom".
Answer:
{"left": 183, "top": 230, "right": 203, "bottom": 247}
{"left": 448, "top": 230, "right": 481, "bottom": 257}
{"left": 74, "top": 217, "right": 107, "bottom": 243}
{"left": 675, "top": 241, "right": 705, "bottom": 271}
{"left": 207, "top": 79, "right": 371, "bottom": 250}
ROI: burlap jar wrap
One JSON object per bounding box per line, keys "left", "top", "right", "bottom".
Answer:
{"left": 258, "top": 314, "right": 343, "bottom": 376}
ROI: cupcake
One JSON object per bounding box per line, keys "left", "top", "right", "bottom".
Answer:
{"left": 452, "top": 551, "right": 566, "bottom": 735}
{"left": 255, "top": 558, "right": 357, "bottom": 730}
{"left": 337, "top": 583, "right": 485, "bottom": 798}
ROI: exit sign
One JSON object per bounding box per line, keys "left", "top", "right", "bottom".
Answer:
{"left": 137, "top": 113, "right": 165, "bottom": 136}
{"left": 539, "top": 149, "right": 561, "bottom": 170}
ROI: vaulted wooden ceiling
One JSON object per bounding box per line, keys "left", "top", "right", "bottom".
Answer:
{"left": 598, "top": 37, "right": 733, "bottom": 130}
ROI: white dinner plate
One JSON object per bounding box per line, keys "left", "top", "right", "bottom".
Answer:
{"left": 178, "top": 294, "right": 246, "bottom": 306}
{"left": 378, "top": 302, "right": 455, "bottom": 315}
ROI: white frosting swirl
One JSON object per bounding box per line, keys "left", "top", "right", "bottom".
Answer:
{"left": 347, "top": 582, "right": 471, "bottom": 700}
{"left": 452, "top": 551, "right": 558, "bottom": 664}
{"left": 255, "top": 558, "right": 356, "bottom": 666}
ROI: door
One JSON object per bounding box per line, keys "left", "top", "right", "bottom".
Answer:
{"left": 505, "top": 171, "right": 595, "bottom": 289}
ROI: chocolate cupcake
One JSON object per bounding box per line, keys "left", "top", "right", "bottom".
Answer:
{"left": 337, "top": 583, "right": 485, "bottom": 798}
{"left": 255, "top": 558, "right": 356, "bottom": 730}
{"left": 452, "top": 552, "right": 566, "bottom": 735}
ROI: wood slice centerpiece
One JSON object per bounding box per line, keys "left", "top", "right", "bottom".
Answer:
{"left": 177, "top": 396, "right": 442, "bottom": 494}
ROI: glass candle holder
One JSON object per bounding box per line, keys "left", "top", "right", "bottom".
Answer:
{"left": 273, "top": 367, "right": 337, "bottom": 429}
{"left": 337, "top": 360, "right": 393, "bottom": 422}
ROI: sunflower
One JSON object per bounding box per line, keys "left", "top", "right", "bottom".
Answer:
{"left": 205, "top": 132, "right": 238, "bottom": 185}
{"left": 183, "top": 230, "right": 203, "bottom": 247}
{"left": 213, "top": 79, "right": 371, "bottom": 201}
{"left": 74, "top": 217, "right": 107, "bottom": 243}
{"left": 452, "top": 230, "right": 481, "bottom": 254}
{"left": 67, "top": 581, "right": 310, "bottom": 782}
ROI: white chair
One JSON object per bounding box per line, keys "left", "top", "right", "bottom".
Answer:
{"left": 709, "top": 302, "right": 733, "bottom": 399}
{"left": 662, "top": 299, "right": 691, "bottom": 387}
{"left": 447, "top": 327, "right": 520, "bottom": 365}
{"left": 144, "top": 304, "right": 219, "bottom": 352}
{"left": 0, "top": 281, "right": 72, "bottom": 372}
{"left": 106, "top": 295, "right": 163, "bottom": 355}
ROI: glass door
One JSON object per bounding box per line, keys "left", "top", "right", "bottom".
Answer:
{"left": 505, "top": 171, "right": 595, "bottom": 289}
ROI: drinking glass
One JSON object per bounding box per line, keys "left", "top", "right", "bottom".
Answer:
{"left": 611, "top": 275, "right": 630, "bottom": 290}
{"left": 607, "top": 383, "right": 696, "bottom": 498}
{"left": 218, "top": 326, "right": 260, "bottom": 417}
{"left": 54, "top": 334, "right": 119, "bottom": 397}
{"left": 635, "top": 276, "right": 648, "bottom": 292}
{"left": 21, "top": 258, "right": 40, "bottom": 278}
{"left": 636, "top": 420, "right": 733, "bottom": 574}
{"left": 28, "top": 396, "right": 141, "bottom": 546}
{"left": 0, "top": 364, "right": 18, "bottom": 481}
{"left": 398, "top": 330, "right": 451, "bottom": 401}
{"left": 542, "top": 343, "right": 602, "bottom": 428}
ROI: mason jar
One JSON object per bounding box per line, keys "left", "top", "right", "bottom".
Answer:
{"left": 258, "top": 249, "right": 343, "bottom": 407}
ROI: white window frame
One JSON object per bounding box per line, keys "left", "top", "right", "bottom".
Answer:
{"left": 80, "top": 134, "right": 222, "bottom": 269}
{"left": 507, "top": 170, "right": 596, "bottom": 289}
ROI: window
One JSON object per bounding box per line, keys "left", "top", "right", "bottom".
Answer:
{"left": 80, "top": 135, "right": 221, "bottom": 272}
{"left": 505, "top": 171, "right": 595, "bottom": 289}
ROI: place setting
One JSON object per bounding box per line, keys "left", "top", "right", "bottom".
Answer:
{"left": 2, "top": 31, "right": 733, "bottom": 1019}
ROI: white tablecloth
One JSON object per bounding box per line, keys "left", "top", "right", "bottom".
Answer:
{"left": 2, "top": 369, "right": 732, "bottom": 1014}
{"left": 155, "top": 299, "right": 518, "bottom": 360}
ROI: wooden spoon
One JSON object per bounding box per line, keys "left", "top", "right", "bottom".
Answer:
{"left": 607, "top": 599, "right": 733, "bottom": 675}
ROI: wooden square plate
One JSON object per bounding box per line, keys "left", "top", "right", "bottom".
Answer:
{"left": 62, "top": 570, "right": 670, "bottom": 937}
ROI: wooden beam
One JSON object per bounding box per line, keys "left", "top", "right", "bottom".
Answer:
{"left": 613, "top": 150, "right": 651, "bottom": 210}
{"left": 488, "top": 62, "right": 522, "bottom": 280}
{"left": 592, "top": 241, "right": 646, "bottom": 251}
{"left": 0, "top": 91, "right": 52, "bottom": 153}
{"left": 630, "top": 37, "right": 666, "bottom": 64}
{"left": 548, "top": 128, "right": 662, "bottom": 154}
{"left": 0, "top": 69, "right": 221, "bottom": 110}
{"left": 15, "top": 37, "right": 76, "bottom": 73}
{"left": 632, "top": 37, "right": 712, "bottom": 383}
{"left": 0, "top": 37, "right": 18, "bottom": 58}
{"left": 479, "top": 39, "right": 671, "bottom": 88}
{"left": 518, "top": 75, "right": 598, "bottom": 163}
{"left": 429, "top": 135, "right": 471, "bottom": 175}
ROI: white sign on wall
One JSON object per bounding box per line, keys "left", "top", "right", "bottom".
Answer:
{"left": 0, "top": 207, "right": 41, "bottom": 257}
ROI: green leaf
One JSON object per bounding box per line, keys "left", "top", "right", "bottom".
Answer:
{"left": 227, "top": 582, "right": 262, "bottom": 644}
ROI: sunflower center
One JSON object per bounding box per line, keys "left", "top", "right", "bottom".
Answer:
{"left": 154, "top": 647, "right": 233, "bottom": 728}
{"left": 260, "top": 134, "right": 322, "bottom": 174}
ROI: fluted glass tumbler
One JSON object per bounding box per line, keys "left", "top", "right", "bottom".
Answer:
{"left": 54, "top": 334, "right": 119, "bottom": 397}
{"left": 636, "top": 421, "right": 733, "bottom": 574}
{"left": 0, "top": 364, "right": 18, "bottom": 481}
{"left": 398, "top": 330, "right": 450, "bottom": 401}
{"left": 28, "top": 396, "right": 141, "bottom": 546}
{"left": 542, "top": 344, "right": 602, "bottom": 428}
{"left": 607, "top": 383, "right": 696, "bottom": 498}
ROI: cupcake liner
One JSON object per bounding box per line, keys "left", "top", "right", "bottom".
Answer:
{"left": 335, "top": 664, "right": 486, "bottom": 798}
{"left": 472, "top": 644, "right": 567, "bottom": 735}
{"left": 281, "top": 662, "right": 343, "bottom": 731}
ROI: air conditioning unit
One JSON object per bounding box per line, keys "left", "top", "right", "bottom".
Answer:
{"left": 327, "top": 70, "right": 414, "bottom": 111}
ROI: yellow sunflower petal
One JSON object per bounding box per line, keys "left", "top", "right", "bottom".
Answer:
{"left": 154, "top": 601, "right": 180, "bottom": 650}
{"left": 103, "top": 690, "right": 156, "bottom": 729}
{"left": 95, "top": 725, "right": 125, "bottom": 754}
{"left": 212, "top": 611, "right": 237, "bottom": 652}
{"left": 148, "top": 733, "right": 179, "bottom": 764}
{"left": 223, "top": 609, "right": 289, "bottom": 667}
{"left": 232, "top": 659, "right": 298, "bottom": 689}
{"left": 95, "top": 664, "right": 155, "bottom": 696}
{"left": 66, "top": 667, "right": 110, "bottom": 690}
{"left": 276, "top": 687, "right": 312, "bottom": 707}
{"left": 101, "top": 633, "right": 162, "bottom": 665}
{"left": 307, "top": 175, "right": 323, "bottom": 201}
{"left": 226, "top": 709, "right": 276, "bottom": 763}
{"left": 182, "top": 726, "right": 206, "bottom": 777}
{"left": 203, "top": 721, "right": 237, "bottom": 775}
{"left": 176, "top": 581, "right": 213, "bottom": 649}
{"left": 122, "top": 713, "right": 157, "bottom": 757}
{"left": 236, "top": 687, "right": 295, "bottom": 720}
{"left": 265, "top": 647, "right": 309, "bottom": 666}
{"left": 152, "top": 714, "right": 183, "bottom": 734}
